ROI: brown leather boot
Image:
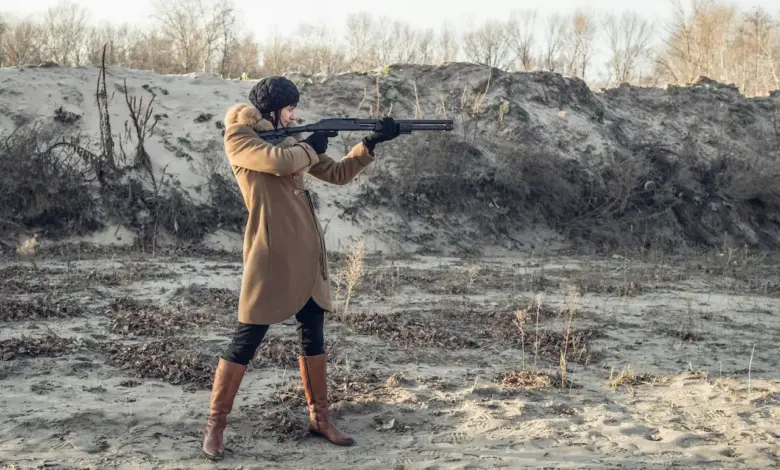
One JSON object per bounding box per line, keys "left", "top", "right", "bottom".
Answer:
{"left": 202, "top": 358, "right": 246, "bottom": 460}
{"left": 299, "top": 353, "right": 355, "bottom": 446}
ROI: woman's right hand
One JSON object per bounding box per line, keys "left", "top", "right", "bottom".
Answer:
{"left": 304, "top": 131, "right": 337, "bottom": 155}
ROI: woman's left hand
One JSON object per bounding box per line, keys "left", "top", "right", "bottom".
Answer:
{"left": 363, "top": 117, "right": 401, "bottom": 151}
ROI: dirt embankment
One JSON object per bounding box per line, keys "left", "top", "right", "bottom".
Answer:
{"left": 1, "top": 62, "right": 779, "bottom": 255}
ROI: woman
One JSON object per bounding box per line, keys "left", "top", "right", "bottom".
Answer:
{"left": 201, "top": 76, "right": 399, "bottom": 460}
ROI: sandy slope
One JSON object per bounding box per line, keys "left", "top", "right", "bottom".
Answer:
{"left": 5, "top": 63, "right": 780, "bottom": 255}
{"left": 0, "top": 64, "right": 414, "bottom": 253}
{"left": 1, "top": 249, "right": 778, "bottom": 469}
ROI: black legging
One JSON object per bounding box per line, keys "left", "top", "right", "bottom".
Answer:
{"left": 222, "top": 297, "right": 325, "bottom": 366}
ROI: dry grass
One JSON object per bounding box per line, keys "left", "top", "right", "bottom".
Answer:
{"left": 0, "top": 296, "right": 82, "bottom": 322}
{"left": 106, "top": 297, "right": 216, "bottom": 337}
{"left": 102, "top": 339, "right": 216, "bottom": 389}
{"left": 344, "top": 303, "right": 601, "bottom": 366}
{"left": 560, "top": 285, "right": 581, "bottom": 389}
{"left": 608, "top": 365, "right": 657, "bottom": 394}
{"left": 250, "top": 337, "right": 304, "bottom": 369}
{"left": 338, "top": 238, "right": 367, "bottom": 320}
{"left": 0, "top": 334, "right": 78, "bottom": 360}
{"left": 498, "top": 370, "right": 553, "bottom": 390}
{"left": 170, "top": 284, "right": 238, "bottom": 309}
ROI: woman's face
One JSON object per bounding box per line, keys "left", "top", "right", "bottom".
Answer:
{"left": 279, "top": 105, "right": 297, "bottom": 127}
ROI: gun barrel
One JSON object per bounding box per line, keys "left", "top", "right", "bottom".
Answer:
{"left": 255, "top": 118, "right": 454, "bottom": 142}
{"left": 396, "top": 120, "right": 454, "bottom": 133}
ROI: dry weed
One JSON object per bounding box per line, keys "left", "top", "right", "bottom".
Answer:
{"left": 608, "top": 365, "right": 656, "bottom": 394}
{"left": 340, "top": 238, "right": 366, "bottom": 319}
{"left": 560, "top": 285, "right": 581, "bottom": 389}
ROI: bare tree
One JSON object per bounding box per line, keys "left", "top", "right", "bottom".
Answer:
{"left": 345, "top": 12, "right": 375, "bottom": 70}
{"left": 462, "top": 20, "right": 512, "bottom": 69}
{"left": 153, "top": 0, "right": 235, "bottom": 73}
{"left": 562, "top": 9, "right": 598, "bottom": 79}
{"left": 436, "top": 22, "right": 459, "bottom": 64}
{"left": 603, "top": 12, "right": 655, "bottom": 86}
{"left": 287, "top": 24, "right": 346, "bottom": 74}
{"left": 260, "top": 34, "right": 294, "bottom": 75}
{"left": 85, "top": 23, "right": 137, "bottom": 66}
{"left": 507, "top": 10, "right": 537, "bottom": 72}
{"left": 541, "top": 13, "right": 567, "bottom": 72}
{"left": 737, "top": 8, "right": 780, "bottom": 95}
{"left": 233, "top": 33, "right": 262, "bottom": 77}
{"left": 416, "top": 28, "right": 436, "bottom": 64}
{"left": 40, "top": 0, "right": 89, "bottom": 66}
{"left": 215, "top": 8, "right": 239, "bottom": 77}
{"left": 126, "top": 28, "right": 177, "bottom": 73}
{"left": 0, "top": 14, "right": 7, "bottom": 67}
{"left": 3, "top": 19, "right": 44, "bottom": 66}
{"left": 656, "top": 0, "right": 738, "bottom": 85}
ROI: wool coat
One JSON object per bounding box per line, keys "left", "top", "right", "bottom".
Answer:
{"left": 223, "top": 103, "right": 375, "bottom": 325}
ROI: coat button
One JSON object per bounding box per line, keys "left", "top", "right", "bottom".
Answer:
{"left": 292, "top": 174, "right": 299, "bottom": 180}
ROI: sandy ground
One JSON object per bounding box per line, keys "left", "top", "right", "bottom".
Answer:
{"left": 1, "top": 245, "right": 779, "bottom": 469}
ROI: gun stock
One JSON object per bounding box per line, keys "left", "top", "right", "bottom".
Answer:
{"left": 254, "top": 118, "right": 454, "bottom": 145}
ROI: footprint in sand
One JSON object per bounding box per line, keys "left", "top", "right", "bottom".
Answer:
{"left": 430, "top": 431, "right": 470, "bottom": 446}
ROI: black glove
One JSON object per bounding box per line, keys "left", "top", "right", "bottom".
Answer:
{"left": 363, "top": 117, "right": 400, "bottom": 151}
{"left": 304, "top": 131, "right": 337, "bottom": 155}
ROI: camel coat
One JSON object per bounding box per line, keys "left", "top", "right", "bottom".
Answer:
{"left": 223, "top": 103, "right": 375, "bottom": 325}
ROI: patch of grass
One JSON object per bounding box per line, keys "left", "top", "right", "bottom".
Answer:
{"left": 264, "top": 364, "right": 386, "bottom": 411}
{"left": 102, "top": 339, "right": 216, "bottom": 389}
{"left": 345, "top": 311, "right": 480, "bottom": 349}
{"left": 0, "top": 296, "right": 82, "bottom": 321}
{"left": 655, "top": 325, "right": 705, "bottom": 342}
{"left": 572, "top": 276, "right": 644, "bottom": 296}
{"left": 0, "top": 334, "right": 77, "bottom": 360}
{"left": 498, "top": 370, "right": 553, "bottom": 390}
{"left": 259, "top": 409, "right": 309, "bottom": 442}
{"left": 250, "top": 337, "right": 302, "bottom": 369}
{"left": 106, "top": 297, "right": 216, "bottom": 337}
{"left": 344, "top": 305, "right": 601, "bottom": 365}
{"left": 608, "top": 365, "right": 656, "bottom": 394}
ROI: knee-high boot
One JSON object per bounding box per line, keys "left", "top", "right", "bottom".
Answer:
{"left": 298, "top": 353, "right": 355, "bottom": 446}
{"left": 202, "top": 358, "right": 247, "bottom": 460}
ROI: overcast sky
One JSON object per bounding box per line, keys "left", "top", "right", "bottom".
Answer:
{"left": 4, "top": 0, "right": 779, "bottom": 35}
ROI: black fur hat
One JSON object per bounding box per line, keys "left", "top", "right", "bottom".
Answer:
{"left": 248, "top": 76, "right": 300, "bottom": 114}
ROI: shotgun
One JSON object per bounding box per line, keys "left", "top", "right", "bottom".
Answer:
{"left": 254, "top": 118, "right": 454, "bottom": 145}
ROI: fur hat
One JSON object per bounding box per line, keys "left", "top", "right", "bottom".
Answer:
{"left": 248, "top": 76, "right": 300, "bottom": 114}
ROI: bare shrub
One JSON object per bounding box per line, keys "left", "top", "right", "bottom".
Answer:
{"left": 0, "top": 124, "right": 102, "bottom": 238}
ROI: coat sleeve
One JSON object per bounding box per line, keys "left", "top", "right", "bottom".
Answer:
{"left": 306, "top": 141, "right": 375, "bottom": 185}
{"left": 224, "top": 125, "right": 319, "bottom": 176}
